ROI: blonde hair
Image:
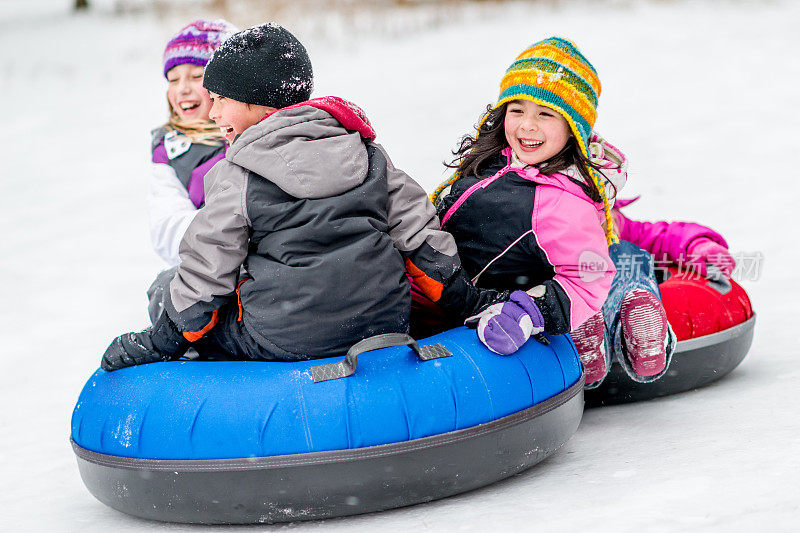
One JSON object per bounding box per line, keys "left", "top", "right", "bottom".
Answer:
{"left": 164, "top": 95, "right": 226, "bottom": 146}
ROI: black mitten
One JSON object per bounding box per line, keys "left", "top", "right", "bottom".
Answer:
{"left": 101, "top": 312, "right": 190, "bottom": 371}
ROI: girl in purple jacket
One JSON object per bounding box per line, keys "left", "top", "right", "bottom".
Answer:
{"left": 432, "top": 37, "right": 729, "bottom": 388}
{"left": 148, "top": 19, "right": 237, "bottom": 266}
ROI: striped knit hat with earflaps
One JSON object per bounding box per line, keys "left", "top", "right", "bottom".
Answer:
{"left": 432, "top": 37, "right": 618, "bottom": 244}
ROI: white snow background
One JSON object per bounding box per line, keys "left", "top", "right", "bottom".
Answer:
{"left": 1, "top": 0, "right": 798, "bottom": 531}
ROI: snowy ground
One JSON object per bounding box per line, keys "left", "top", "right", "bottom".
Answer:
{"left": 2, "top": 1, "right": 799, "bottom": 531}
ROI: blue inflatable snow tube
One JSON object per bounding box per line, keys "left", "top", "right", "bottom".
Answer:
{"left": 71, "top": 327, "right": 585, "bottom": 524}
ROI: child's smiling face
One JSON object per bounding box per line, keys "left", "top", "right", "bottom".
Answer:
{"left": 208, "top": 92, "right": 276, "bottom": 143}
{"left": 166, "top": 64, "right": 213, "bottom": 123}
{"left": 504, "top": 100, "right": 571, "bottom": 166}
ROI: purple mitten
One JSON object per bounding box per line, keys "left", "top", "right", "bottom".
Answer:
{"left": 687, "top": 238, "right": 735, "bottom": 278}
{"left": 469, "top": 290, "right": 545, "bottom": 355}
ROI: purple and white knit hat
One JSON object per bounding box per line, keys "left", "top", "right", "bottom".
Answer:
{"left": 162, "top": 19, "right": 238, "bottom": 78}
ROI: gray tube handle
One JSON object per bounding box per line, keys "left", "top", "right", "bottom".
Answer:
{"left": 310, "top": 333, "right": 452, "bottom": 383}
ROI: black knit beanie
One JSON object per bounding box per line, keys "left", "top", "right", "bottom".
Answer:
{"left": 203, "top": 23, "right": 313, "bottom": 108}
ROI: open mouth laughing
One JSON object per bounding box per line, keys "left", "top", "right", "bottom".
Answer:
{"left": 178, "top": 101, "right": 202, "bottom": 114}
{"left": 218, "top": 125, "right": 236, "bottom": 140}
{"left": 518, "top": 138, "right": 544, "bottom": 150}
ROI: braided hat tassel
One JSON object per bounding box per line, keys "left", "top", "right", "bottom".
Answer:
{"left": 588, "top": 167, "right": 619, "bottom": 244}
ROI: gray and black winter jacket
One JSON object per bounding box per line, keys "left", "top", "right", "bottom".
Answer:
{"left": 165, "top": 98, "right": 501, "bottom": 359}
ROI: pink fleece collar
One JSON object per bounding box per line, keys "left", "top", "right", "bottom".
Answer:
{"left": 260, "top": 96, "right": 376, "bottom": 140}
{"left": 502, "top": 147, "right": 598, "bottom": 202}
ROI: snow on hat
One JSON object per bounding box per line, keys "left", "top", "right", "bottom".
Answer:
{"left": 493, "top": 37, "right": 617, "bottom": 244}
{"left": 162, "top": 19, "right": 238, "bottom": 78}
{"left": 494, "top": 37, "right": 600, "bottom": 155}
{"left": 202, "top": 23, "right": 313, "bottom": 109}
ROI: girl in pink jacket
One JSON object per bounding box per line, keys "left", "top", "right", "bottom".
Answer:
{"left": 431, "top": 37, "right": 617, "bottom": 359}
{"left": 432, "top": 37, "right": 735, "bottom": 387}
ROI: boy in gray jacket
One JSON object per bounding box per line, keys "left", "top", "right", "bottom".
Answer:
{"left": 102, "top": 23, "right": 507, "bottom": 371}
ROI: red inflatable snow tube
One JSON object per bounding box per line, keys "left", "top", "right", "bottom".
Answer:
{"left": 659, "top": 266, "right": 753, "bottom": 341}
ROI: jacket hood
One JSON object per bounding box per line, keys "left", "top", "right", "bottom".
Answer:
{"left": 225, "top": 97, "right": 375, "bottom": 199}
{"left": 586, "top": 132, "right": 627, "bottom": 206}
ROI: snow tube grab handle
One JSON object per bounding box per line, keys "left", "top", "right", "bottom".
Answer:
{"left": 310, "top": 333, "right": 452, "bottom": 382}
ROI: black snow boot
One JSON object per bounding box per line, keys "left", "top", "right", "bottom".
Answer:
{"left": 101, "top": 312, "right": 190, "bottom": 371}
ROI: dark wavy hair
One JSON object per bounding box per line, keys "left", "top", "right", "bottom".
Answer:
{"left": 446, "top": 102, "right": 612, "bottom": 204}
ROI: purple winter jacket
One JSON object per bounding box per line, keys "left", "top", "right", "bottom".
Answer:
{"left": 151, "top": 128, "right": 227, "bottom": 208}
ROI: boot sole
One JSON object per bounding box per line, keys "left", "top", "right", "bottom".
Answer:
{"left": 585, "top": 314, "right": 755, "bottom": 406}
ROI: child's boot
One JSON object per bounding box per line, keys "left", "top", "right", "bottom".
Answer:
{"left": 570, "top": 312, "right": 607, "bottom": 385}
{"left": 101, "top": 312, "right": 190, "bottom": 371}
{"left": 620, "top": 289, "right": 669, "bottom": 377}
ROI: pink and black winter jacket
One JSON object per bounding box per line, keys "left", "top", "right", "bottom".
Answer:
{"left": 436, "top": 147, "right": 615, "bottom": 335}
